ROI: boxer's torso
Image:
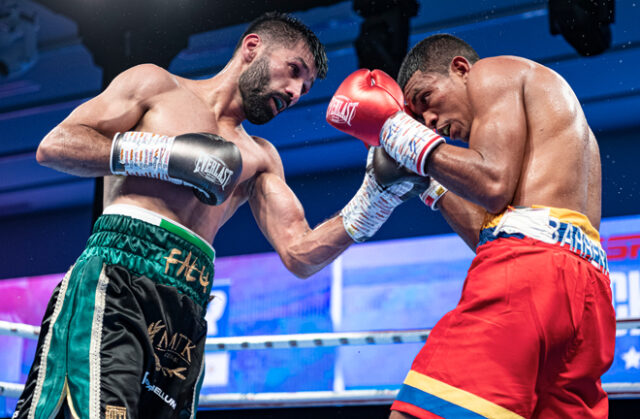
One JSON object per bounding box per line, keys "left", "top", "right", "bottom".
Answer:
{"left": 475, "top": 56, "right": 602, "bottom": 229}
{"left": 104, "top": 74, "right": 274, "bottom": 243}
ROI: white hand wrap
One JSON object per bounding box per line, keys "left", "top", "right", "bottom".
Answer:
{"left": 110, "top": 132, "right": 180, "bottom": 182}
{"left": 380, "top": 112, "right": 445, "bottom": 176}
{"left": 341, "top": 150, "right": 414, "bottom": 242}
{"left": 419, "top": 178, "right": 448, "bottom": 210}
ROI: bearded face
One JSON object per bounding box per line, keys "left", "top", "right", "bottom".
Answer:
{"left": 239, "top": 56, "right": 278, "bottom": 125}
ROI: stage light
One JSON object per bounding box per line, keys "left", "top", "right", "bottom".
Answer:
{"left": 353, "top": 0, "right": 418, "bottom": 78}
{"left": 549, "top": 0, "right": 615, "bottom": 57}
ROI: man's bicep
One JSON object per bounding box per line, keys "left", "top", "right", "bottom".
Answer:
{"left": 248, "top": 172, "right": 309, "bottom": 252}
{"left": 63, "top": 93, "right": 143, "bottom": 138}
{"left": 62, "top": 65, "right": 163, "bottom": 137}
{"left": 468, "top": 71, "right": 528, "bottom": 186}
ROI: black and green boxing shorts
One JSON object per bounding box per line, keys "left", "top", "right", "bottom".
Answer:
{"left": 13, "top": 204, "right": 215, "bottom": 419}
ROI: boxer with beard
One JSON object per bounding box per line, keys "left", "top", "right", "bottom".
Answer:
{"left": 13, "top": 12, "right": 432, "bottom": 419}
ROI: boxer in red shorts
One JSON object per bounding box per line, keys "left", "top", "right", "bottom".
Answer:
{"left": 326, "top": 34, "right": 616, "bottom": 418}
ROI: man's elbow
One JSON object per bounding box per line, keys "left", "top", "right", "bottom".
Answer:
{"left": 279, "top": 252, "right": 318, "bottom": 279}
{"left": 36, "top": 140, "right": 56, "bottom": 167}
{"left": 35, "top": 128, "right": 64, "bottom": 167}
{"left": 482, "top": 182, "right": 512, "bottom": 214}
{"left": 284, "top": 259, "right": 315, "bottom": 279}
{"left": 484, "top": 198, "right": 509, "bottom": 215}
{"left": 293, "top": 270, "right": 313, "bottom": 280}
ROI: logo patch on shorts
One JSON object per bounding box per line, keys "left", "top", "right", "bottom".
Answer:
{"left": 148, "top": 319, "right": 196, "bottom": 380}
{"left": 105, "top": 405, "right": 127, "bottom": 419}
{"left": 142, "top": 371, "right": 178, "bottom": 410}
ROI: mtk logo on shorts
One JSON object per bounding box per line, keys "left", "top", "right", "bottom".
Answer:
{"left": 327, "top": 95, "right": 359, "bottom": 126}
{"left": 148, "top": 319, "right": 196, "bottom": 380}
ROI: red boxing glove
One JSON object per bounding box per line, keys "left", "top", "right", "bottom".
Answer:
{"left": 326, "top": 69, "right": 404, "bottom": 147}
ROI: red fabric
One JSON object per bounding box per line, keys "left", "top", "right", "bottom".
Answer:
{"left": 390, "top": 400, "right": 444, "bottom": 419}
{"left": 392, "top": 237, "right": 616, "bottom": 419}
{"left": 325, "top": 68, "right": 403, "bottom": 146}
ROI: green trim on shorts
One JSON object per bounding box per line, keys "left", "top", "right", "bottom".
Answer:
{"left": 65, "top": 256, "right": 104, "bottom": 416}
{"left": 103, "top": 204, "right": 215, "bottom": 261}
{"left": 159, "top": 219, "right": 214, "bottom": 260}
{"left": 32, "top": 269, "right": 74, "bottom": 418}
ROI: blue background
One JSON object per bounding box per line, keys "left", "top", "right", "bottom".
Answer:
{"left": 1, "top": 0, "right": 640, "bottom": 415}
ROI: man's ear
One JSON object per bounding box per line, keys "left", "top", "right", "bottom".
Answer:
{"left": 240, "top": 34, "right": 261, "bottom": 63}
{"left": 450, "top": 56, "right": 471, "bottom": 78}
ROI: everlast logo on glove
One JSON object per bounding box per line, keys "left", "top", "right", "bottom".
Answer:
{"left": 193, "top": 155, "right": 234, "bottom": 190}
{"left": 327, "top": 95, "right": 359, "bottom": 126}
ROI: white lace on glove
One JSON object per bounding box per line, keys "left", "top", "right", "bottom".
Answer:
{"left": 419, "top": 178, "right": 448, "bottom": 210}
{"left": 110, "top": 132, "right": 175, "bottom": 181}
{"left": 380, "top": 112, "right": 445, "bottom": 176}
{"left": 341, "top": 148, "right": 414, "bottom": 242}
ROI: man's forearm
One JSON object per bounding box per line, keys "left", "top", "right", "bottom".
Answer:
{"left": 282, "top": 216, "right": 354, "bottom": 279}
{"left": 36, "top": 124, "right": 112, "bottom": 177}
{"left": 437, "top": 192, "right": 486, "bottom": 251}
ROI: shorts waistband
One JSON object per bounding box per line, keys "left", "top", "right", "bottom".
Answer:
{"left": 479, "top": 206, "right": 608, "bottom": 274}
{"left": 103, "top": 204, "right": 215, "bottom": 260}
{"left": 81, "top": 205, "right": 215, "bottom": 309}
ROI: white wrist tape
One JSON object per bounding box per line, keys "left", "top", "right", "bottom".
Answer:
{"left": 419, "top": 178, "right": 448, "bottom": 211}
{"left": 110, "top": 132, "right": 176, "bottom": 181}
{"left": 380, "top": 112, "right": 445, "bottom": 176}
{"left": 341, "top": 170, "right": 413, "bottom": 242}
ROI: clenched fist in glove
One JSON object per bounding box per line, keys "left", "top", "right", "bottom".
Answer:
{"left": 326, "top": 69, "right": 445, "bottom": 176}
{"left": 340, "top": 147, "right": 445, "bottom": 242}
{"left": 111, "top": 131, "right": 242, "bottom": 205}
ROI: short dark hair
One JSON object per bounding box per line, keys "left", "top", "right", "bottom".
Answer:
{"left": 397, "top": 34, "right": 479, "bottom": 89}
{"left": 234, "top": 12, "right": 328, "bottom": 79}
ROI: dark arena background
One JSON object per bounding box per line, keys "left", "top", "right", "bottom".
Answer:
{"left": 1, "top": 0, "right": 640, "bottom": 418}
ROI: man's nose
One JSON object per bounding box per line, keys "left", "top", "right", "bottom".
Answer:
{"left": 285, "top": 82, "right": 303, "bottom": 106}
{"left": 422, "top": 112, "right": 438, "bottom": 130}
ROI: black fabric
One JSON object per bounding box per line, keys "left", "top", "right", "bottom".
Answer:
{"left": 13, "top": 263, "right": 207, "bottom": 419}
{"left": 98, "top": 264, "right": 207, "bottom": 419}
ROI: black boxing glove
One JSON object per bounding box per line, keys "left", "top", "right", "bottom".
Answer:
{"left": 111, "top": 131, "right": 243, "bottom": 205}
{"left": 373, "top": 147, "right": 447, "bottom": 210}
{"left": 341, "top": 147, "right": 428, "bottom": 242}
{"left": 372, "top": 147, "right": 428, "bottom": 197}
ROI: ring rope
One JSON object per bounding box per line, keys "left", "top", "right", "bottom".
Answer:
{"left": 1, "top": 319, "right": 639, "bottom": 403}
{"left": 1, "top": 319, "right": 639, "bottom": 351}
{"left": 204, "top": 329, "right": 430, "bottom": 351}
{"left": 1, "top": 383, "right": 639, "bottom": 404}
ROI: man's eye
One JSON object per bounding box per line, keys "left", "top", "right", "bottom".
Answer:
{"left": 289, "top": 64, "right": 299, "bottom": 77}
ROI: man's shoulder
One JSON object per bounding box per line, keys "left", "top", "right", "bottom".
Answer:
{"left": 468, "top": 56, "right": 533, "bottom": 91}
{"left": 124, "top": 63, "right": 172, "bottom": 79}
{"left": 115, "top": 64, "right": 178, "bottom": 95}
{"left": 472, "top": 56, "right": 539, "bottom": 79}
{"left": 250, "top": 135, "right": 284, "bottom": 174}
{"left": 251, "top": 135, "right": 280, "bottom": 158}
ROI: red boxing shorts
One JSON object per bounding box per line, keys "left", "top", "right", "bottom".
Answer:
{"left": 391, "top": 206, "right": 616, "bottom": 419}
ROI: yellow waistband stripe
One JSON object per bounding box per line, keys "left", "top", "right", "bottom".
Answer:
{"left": 403, "top": 370, "right": 525, "bottom": 419}
{"left": 483, "top": 206, "right": 600, "bottom": 243}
